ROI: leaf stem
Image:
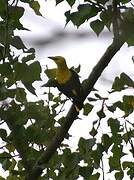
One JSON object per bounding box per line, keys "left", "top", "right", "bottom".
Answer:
{"left": 3, "top": 0, "right": 9, "bottom": 60}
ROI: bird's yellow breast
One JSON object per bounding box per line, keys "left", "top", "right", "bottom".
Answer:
{"left": 56, "top": 68, "right": 72, "bottom": 84}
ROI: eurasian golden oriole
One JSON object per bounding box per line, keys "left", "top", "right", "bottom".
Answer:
{"left": 48, "top": 56, "right": 83, "bottom": 111}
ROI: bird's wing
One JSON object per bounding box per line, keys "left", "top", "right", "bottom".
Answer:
{"left": 56, "top": 69, "right": 82, "bottom": 98}
{"left": 56, "top": 68, "right": 83, "bottom": 110}
{"left": 69, "top": 68, "right": 82, "bottom": 96}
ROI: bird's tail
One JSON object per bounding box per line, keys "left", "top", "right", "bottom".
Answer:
{"left": 73, "top": 98, "right": 83, "bottom": 112}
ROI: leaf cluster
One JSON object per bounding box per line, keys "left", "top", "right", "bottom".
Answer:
{"left": 62, "top": 0, "right": 134, "bottom": 45}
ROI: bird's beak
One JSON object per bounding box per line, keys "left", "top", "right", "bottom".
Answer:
{"left": 48, "top": 56, "right": 56, "bottom": 61}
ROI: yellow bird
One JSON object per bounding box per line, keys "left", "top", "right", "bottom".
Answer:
{"left": 48, "top": 56, "right": 83, "bottom": 111}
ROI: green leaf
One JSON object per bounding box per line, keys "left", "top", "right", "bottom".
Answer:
{"left": 127, "top": 33, "right": 134, "bottom": 46}
{"left": 90, "top": 172, "right": 100, "bottom": 180}
{"left": 102, "top": 134, "right": 112, "bottom": 152}
{"left": 120, "top": 73, "right": 134, "bottom": 87}
{"left": 26, "top": 124, "right": 47, "bottom": 144}
{"left": 65, "top": 11, "right": 81, "bottom": 27}
{"left": 112, "top": 134, "right": 122, "bottom": 145}
{"left": 111, "top": 145, "right": 122, "bottom": 159}
{"left": 83, "top": 103, "right": 93, "bottom": 116}
{"left": 9, "top": 6, "right": 24, "bottom": 20}
{"left": 11, "top": 36, "right": 27, "bottom": 50}
{"left": 0, "top": 63, "right": 12, "bottom": 77}
{"left": 97, "top": 109, "right": 106, "bottom": 119}
{"left": 122, "top": 8, "right": 134, "bottom": 26}
{"left": 43, "top": 79, "right": 58, "bottom": 87}
{"left": 65, "top": 4, "right": 100, "bottom": 27}
{"left": 120, "top": 0, "right": 131, "bottom": 4}
{"left": 0, "top": 176, "right": 5, "bottom": 180}
{"left": 88, "top": 97, "right": 98, "bottom": 102}
{"left": 127, "top": 168, "right": 134, "bottom": 180}
{"left": 66, "top": 0, "right": 75, "bottom": 7}
{"left": 122, "top": 161, "right": 133, "bottom": 170}
{"left": 94, "top": 93, "right": 102, "bottom": 99}
{"left": 23, "top": 82, "right": 36, "bottom": 95}
{"left": 89, "top": 127, "right": 97, "bottom": 137}
{"left": 115, "top": 171, "right": 124, "bottom": 180}
{"left": 30, "top": 1, "right": 42, "bottom": 16}
{"left": 90, "top": 19, "right": 104, "bottom": 36}
{"left": 112, "top": 77, "right": 124, "bottom": 91}
{"left": 0, "top": 87, "right": 16, "bottom": 101}
{"left": 14, "top": 61, "right": 41, "bottom": 83}
{"left": 79, "top": 166, "right": 93, "bottom": 179}
{"left": 92, "top": 143, "right": 104, "bottom": 167}
{"left": 28, "top": 61, "right": 41, "bottom": 82}
{"left": 78, "top": 4, "right": 99, "bottom": 19}
{"left": 2, "top": 159, "right": 12, "bottom": 171}
{"left": 62, "top": 149, "right": 80, "bottom": 176}
{"left": 107, "top": 105, "right": 116, "bottom": 112}
{"left": 108, "top": 118, "right": 120, "bottom": 134}
{"left": 8, "top": 159, "right": 16, "bottom": 171}
{"left": 14, "top": 62, "right": 28, "bottom": 81}
{"left": 122, "top": 132, "right": 129, "bottom": 144}
{"left": 78, "top": 137, "right": 96, "bottom": 153}
{"left": 109, "top": 155, "right": 121, "bottom": 171}
{"left": 112, "top": 72, "right": 134, "bottom": 91}
{"left": 0, "top": 0, "right": 6, "bottom": 18}
{"left": 0, "top": 152, "right": 11, "bottom": 163}
{"left": 0, "top": 129, "right": 7, "bottom": 141}
{"left": 25, "top": 48, "right": 35, "bottom": 53}
{"left": 122, "top": 95, "right": 134, "bottom": 116}
{"left": 22, "top": 53, "right": 35, "bottom": 63}
{"left": 113, "top": 101, "right": 123, "bottom": 110}
{"left": 55, "top": 0, "right": 64, "bottom": 5}
{"left": 16, "top": 88, "right": 27, "bottom": 102}
{"left": 100, "top": 8, "right": 112, "bottom": 30}
{"left": 114, "top": 95, "right": 134, "bottom": 117}
{"left": 45, "top": 68, "right": 56, "bottom": 79}
{"left": 6, "top": 143, "right": 15, "bottom": 153}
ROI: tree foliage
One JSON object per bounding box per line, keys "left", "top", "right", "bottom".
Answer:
{"left": 0, "top": 0, "right": 134, "bottom": 180}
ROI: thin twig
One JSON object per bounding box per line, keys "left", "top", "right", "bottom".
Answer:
{"left": 56, "top": 99, "right": 66, "bottom": 116}
{"left": 101, "top": 158, "right": 105, "bottom": 180}
{"left": 0, "top": 144, "right": 7, "bottom": 150}
{"left": 87, "top": 0, "right": 106, "bottom": 10}
{"left": 125, "top": 122, "right": 134, "bottom": 158}
{"left": 11, "top": 0, "right": 19, "bottom": 6}
{"left": 125, "top": 119, "right": 133, "bottom": 126}
{"left": 0, "top": 120, "right": 5, "bottom": 125}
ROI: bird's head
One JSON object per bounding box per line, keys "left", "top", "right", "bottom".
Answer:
{"left": 48, "top": 56, "right": 67, "bottom": 68}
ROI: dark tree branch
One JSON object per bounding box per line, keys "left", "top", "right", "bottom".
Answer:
{"left": 112, "top": 0, "right": 120, "bottom": 39}
{"left": 26, "top": 37, "right": 125, "bottom": 180}
{"left": 82, "top": 38, "right": 124, "bottom": 98}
